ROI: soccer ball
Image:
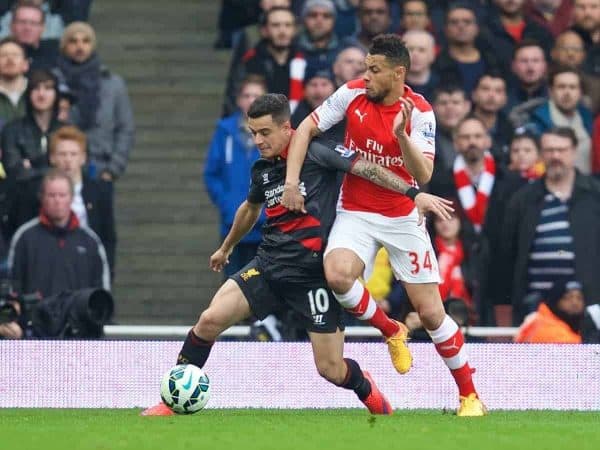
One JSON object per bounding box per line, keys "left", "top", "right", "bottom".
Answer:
{"left": 160, "top": 364, "right": 211, "bottom": 414}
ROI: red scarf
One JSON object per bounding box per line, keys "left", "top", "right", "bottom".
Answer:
{"left": 453, "top": 152, "right": 495, "bottom": 232}
{"left": 435, "top": 237, "right": 471, "bottom": 304}
{"left": 288, "top": 52, "right": 306, "bottom": 113}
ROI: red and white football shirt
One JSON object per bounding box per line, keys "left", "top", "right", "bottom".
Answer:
{"left": 310, "top": 79, "right": 436, "bottom": 217}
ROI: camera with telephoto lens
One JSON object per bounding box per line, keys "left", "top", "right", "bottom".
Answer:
{"left": 0, "top": 279, "right": 41, "bottom": 329}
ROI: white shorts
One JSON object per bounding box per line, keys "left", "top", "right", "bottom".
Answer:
{"left": 325, "top": 209, "right": 441, "bottom": 284}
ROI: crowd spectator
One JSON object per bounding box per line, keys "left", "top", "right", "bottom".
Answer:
{"left": 398, "top": 0, "right": 439, "bottom": 49}
{"left": 471, "top": 71, "right": 513, "bottom": 165}
{"left": 8, "top": 0, "right": 58, "bottom": 71}
{"left": 0, "top": 37, "right": 27, "bottom": 130}
{"left": 434, "top": 3, "right": 500, "bottom": 96}
{"left": 0, "top": 0, "right": 64, "bottom": 40}
{"left": 226, "top": 7, "right": 304, "bottom": 114}
{"left": 297, "top": 0, "right": 340, "bottom": 74}
{"left": 551, "top": 29, "right": 600, "bottom": 113}
{"left": 1, "top": 68, "right": 63, "bottom": 181}
{"left": 430, "top": 205, "right": 489, "bottom": 324}
{"left": 485, "top": 0, "right": 554, "bottom": 64}
{"left": 290, "top": 69, "right": 340, "bottom": 139}
{"left": 57, "top": 22, "right": 135, "bottom": 181}
{"left": 402, "top": 30, "right": 438, "bottom": 101}
{"left": 204, "top": 76, "right": 267, "bottom": 278}
{"left": 508, "top": 130, "right": 545, "bottom": 180}
{"left": 331, "top": 44, "right": 366, "bottom": 87}
{"left": 8, "top": 125, "right": 117, "bottom": 271}
{"left": 342, "top": 0, "right": 391, "bottom": 51}
{"left": 427, "top": 84, "right": 471, "bottom": 196}
{"left": 526, "top": 67, "right": 593, "bottom": 173}
{"left": 506, "top": 40, "right": 548, "bottom": 113}
{"left": 525, "top": 0, "right": 575, "bottom": 37}
{"left": 500, "top": 127, "right": 600, "bottom": 324}
{"left": 7, "top": 169, "right": 110, "bottom": 297}
{"left": 571, "top": 0, "right": 600, "bottom": 48}
{"left": 514, "top": 278, "right": 585, "bottom": 343}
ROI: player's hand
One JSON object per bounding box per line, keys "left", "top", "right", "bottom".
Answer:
{"left": 209, "top": 247, "right": 231, "bottom": 272}
{"left": 393, "top": 97, "right": 414, "bottom": 138}
{"left": 281, "top": 182, "right": 307, "bottom": 213}
{"left": 414, "top": 193, "right": 454, "bottom": 225}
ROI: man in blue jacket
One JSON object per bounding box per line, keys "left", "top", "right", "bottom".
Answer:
{"left": 204, "top": 75, "right": 267, "bottom": 277}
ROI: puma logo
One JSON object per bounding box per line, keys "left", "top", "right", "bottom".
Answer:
{"left": 439, "top": 337, "right": 459, "bottom": 352}
{"left": 354, "top": 108, "right": 367, "bottom": 123}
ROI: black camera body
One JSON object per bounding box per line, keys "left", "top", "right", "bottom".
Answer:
{"left": 0, "top": 279, "right": 113, "bottom": 338}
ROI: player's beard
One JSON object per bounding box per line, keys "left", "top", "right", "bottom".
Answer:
{"left": 366, "top": 86, "right": 388, "bottom": 103}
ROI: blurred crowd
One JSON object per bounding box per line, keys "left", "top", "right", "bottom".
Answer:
{"left": 207, "top": 0, "right": 600, "bottom": 343}
{"left": 0, "top": 0, "right": 133, "bottom": 339}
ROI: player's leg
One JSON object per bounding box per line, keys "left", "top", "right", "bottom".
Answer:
{"left": 403, "top": 282, "right": 486, "bottom": 416}
{"left": 141, "top": 279, "right": 252, "bottom": 416}
{"left": 325, "top": 212, "right": 411, "bottom": 374}
{"left": 383, "top": 212, "right": 486, "bottom": 416}
{"left": 177, "top": 278, "right": 252, "bottom": 367}
{"left": 308, "top": 329, "right": 392, "bottom": 415}
{"left": 324, "top": 213, "right": 402, "bottom": 339}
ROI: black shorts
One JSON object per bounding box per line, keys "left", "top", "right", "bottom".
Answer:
{"left": 231, "top": 259, "right": 344, "bottom": 334}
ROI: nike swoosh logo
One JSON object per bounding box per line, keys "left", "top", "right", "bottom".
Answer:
{"left": 182, "top": 372, "right": 193, "bottom": 390}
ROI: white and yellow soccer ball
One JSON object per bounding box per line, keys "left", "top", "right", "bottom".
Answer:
{"left": 160, "top": 364, "right": 211, "bottom": 414}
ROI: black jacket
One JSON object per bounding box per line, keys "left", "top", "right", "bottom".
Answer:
{"left": 432, "top": 42, "right": 503, "bottom": 94}
{"left": 0, "top": 115, "right": 64, "bottom": 181}
{"left": 7, "top": 212, "right": 111, "bottom": 297}
{"left": 499, "top": 173, "right": 600, "bottom": 323}
{"left": 6, "top": 175, "right": 116, "bottom": 271}
{"left": 482, "top": 7, "right": 554, "bottom": 65}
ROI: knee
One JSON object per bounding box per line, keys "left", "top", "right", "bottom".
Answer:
{"left": 416, "top": 303, "right": 445, "bottom": 330}
{"left": 324, "top": 261, "right": 354, "bottom": 294}
{"left": 195, "top": 309, "right": 225, "bottom": 340}
{"left": 315, "top": 358, "right": 346, "bottom": 385}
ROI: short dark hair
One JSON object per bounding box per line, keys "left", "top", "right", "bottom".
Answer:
{"left": 247, "top": 93, "right": 291, "bottom": 124}
{"left": 542, "top": 127, "right": 578, "bottom": 148}
{"left": 432, "top": 83, "right": 466, "bottom": 103}
{"left": 261, "top": 6, "right": 295, "bottom": 26}
{"left": 548, "top": 65, "right": 582, "bottom": 89}
{"left": 369, "top": 34, "right": 411, "bottom": 70}
{"left": 474, "top": 70, "right": 507, "bottom": 89}
{"left": 513, "top": 39, "right": 545, "bottom": 59}
{"left": 445, "top": 2, "right": 477, "bottom": 23}
{"left": 511, "top": 129, "right": 540, "bottom": 151}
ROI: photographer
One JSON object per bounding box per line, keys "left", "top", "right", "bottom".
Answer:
{"left": 1, "top": 169, "right": 110, "bottom": 339}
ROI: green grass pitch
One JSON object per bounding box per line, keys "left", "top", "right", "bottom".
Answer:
{"left": 1, "top": 409, "right": 599, "bottom": 450}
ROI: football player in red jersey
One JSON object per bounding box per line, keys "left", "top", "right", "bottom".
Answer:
{"left": 282, "top": 34, "right": 487, "bottom": 416}
{"left": 142, "top": 94, "right": 453, "bottom": 416}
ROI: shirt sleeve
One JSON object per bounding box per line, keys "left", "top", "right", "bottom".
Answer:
{"left": 306, "top": 139, "right": 359, "bottom": 173}
{"left": 409, "top": 109, "right": 436, "bottom": 161}
{"left": 246, "top": 166, "right": 265, "bottom": 204}
{"left": 310, "top": 83, "right": 360, "bottom": 132}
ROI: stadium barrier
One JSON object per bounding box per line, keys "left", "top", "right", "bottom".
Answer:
{"left": 1, "top": 341, "right": 598, "bottom": 410}
{"left": 103, "top": 325, "right": 519, "bottom": 338}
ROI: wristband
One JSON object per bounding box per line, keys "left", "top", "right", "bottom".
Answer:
{"left": 406, "top": 187, "right": 420, "bottom": 201}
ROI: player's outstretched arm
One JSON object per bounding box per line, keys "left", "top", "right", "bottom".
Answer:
{"left": 350, "top": 158, "right": 453, "bottom": 224}
{"left": 210, "top": 201, "right": 262, "bottom": 272}
{"left": 281, "top": 116, "right": 320, "bottom": 213}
